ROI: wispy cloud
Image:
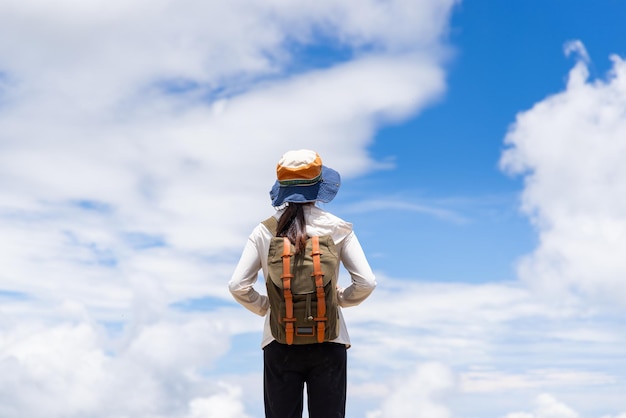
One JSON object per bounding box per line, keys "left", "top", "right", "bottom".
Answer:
{"left": 340, "top": 197, "right": 470, "bottom": 223}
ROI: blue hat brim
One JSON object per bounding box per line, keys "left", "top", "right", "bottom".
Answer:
{"left": 270, "top": 165, "right": 340, "bottom": 207}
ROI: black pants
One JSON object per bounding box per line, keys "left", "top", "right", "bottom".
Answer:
{"left": 263, "top": 341, "right": 347, "bottom": 418}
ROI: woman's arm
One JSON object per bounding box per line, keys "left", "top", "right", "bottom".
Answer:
{"left": 228, "top": 236, "right": 270, "bottom": 316}
{"left": 337, "top": 231, "right": 376, "bottom": 307}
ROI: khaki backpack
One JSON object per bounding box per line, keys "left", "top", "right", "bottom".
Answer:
{"left": 262, "top": 217, "right": 340, "bottom": 345}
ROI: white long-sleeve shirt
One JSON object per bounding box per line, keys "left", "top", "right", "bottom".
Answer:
{"left": 229, "top": 205, "right": 376, "bottom": 348}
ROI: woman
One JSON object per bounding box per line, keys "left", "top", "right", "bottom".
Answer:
{"left": 229, "top": 149, "right": 376, "bottom": 418}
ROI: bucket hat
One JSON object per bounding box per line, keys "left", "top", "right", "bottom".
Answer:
{"left": 270, "top": 149, "right": 341, "bottom": 207}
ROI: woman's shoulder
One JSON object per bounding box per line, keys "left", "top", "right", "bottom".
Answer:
{"left": 305, "top": 205, "right": 353, "bottom": 242}
{"left": 248, "top": 214, "right": 279, "bottom": 241}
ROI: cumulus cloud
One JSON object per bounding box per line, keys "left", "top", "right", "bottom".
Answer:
{"left": 0, "top": 310, "right": 240, "bottom": 417}
{"left": 500, "top": 41, "right": 626, "bottom": 305}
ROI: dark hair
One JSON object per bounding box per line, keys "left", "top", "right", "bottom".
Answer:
{"left": 276, "top": 203, "right": 309, "bottom": 254}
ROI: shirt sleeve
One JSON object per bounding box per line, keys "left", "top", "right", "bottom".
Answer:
{"left": 337, "top": 231, "right": 376, "bottom": 308}
{"left": 228, "top": 234, "right": 270, "bottom": 317}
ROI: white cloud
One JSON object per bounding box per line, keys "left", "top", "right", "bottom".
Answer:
{"left": 0, "top": 2, "right": 449, "bottom": 317}
{"left": 0, "top": 309, "right": 247, "bottom": 417}
{"left": 0, "top": 0, "right": 451, "bottom": 308}
{"left": 2, "top": 2, "right": 624, "bottom": 418}
{"left": 342, "top": 277, "right": 626, "bottom": 417}
{"left": 503, "top": 394, "right": 579, "bottom": 418}
{"left": 367, "top": 362, "right": 455, "bottom": 418}
{"left": 0, "top": 1, "right": 457, "bottom": 416}
{"left": 340, "top": 197, "right": 470, "bottom": 223}
{"left": 185, "top": 384, "right": 252, "bottom": 418}
{"left": 500, "top": 41, "right": 626, "bottom": 305}
{"left": 0, "top": 0, "right": 455, "bottom": 113}
{"left": 461, "top": 369, "right": 616, "bottom": 393}
{"left": 564, "top": 40, "right": 590, "bottom": 63}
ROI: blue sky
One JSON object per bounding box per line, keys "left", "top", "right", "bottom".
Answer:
{"left": 338, "top": 0, "right": 626, "bottom": 284}
{"left": 2, "top": 1, "right": 626, "bottom": 417}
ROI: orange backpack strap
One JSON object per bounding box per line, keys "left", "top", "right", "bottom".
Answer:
{"left": 311, "top": 236, "right": 327, "bottom": 343}
{"left": 281, "top": 236, "right": 295, "bottom": 345}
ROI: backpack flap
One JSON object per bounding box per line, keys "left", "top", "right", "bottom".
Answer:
{"left": 267, "top": 236, "right": 335, "bottom": 292}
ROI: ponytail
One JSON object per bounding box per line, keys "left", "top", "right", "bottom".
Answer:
{"left": 276, "top": 203, "right": 309, "bottom": 254}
